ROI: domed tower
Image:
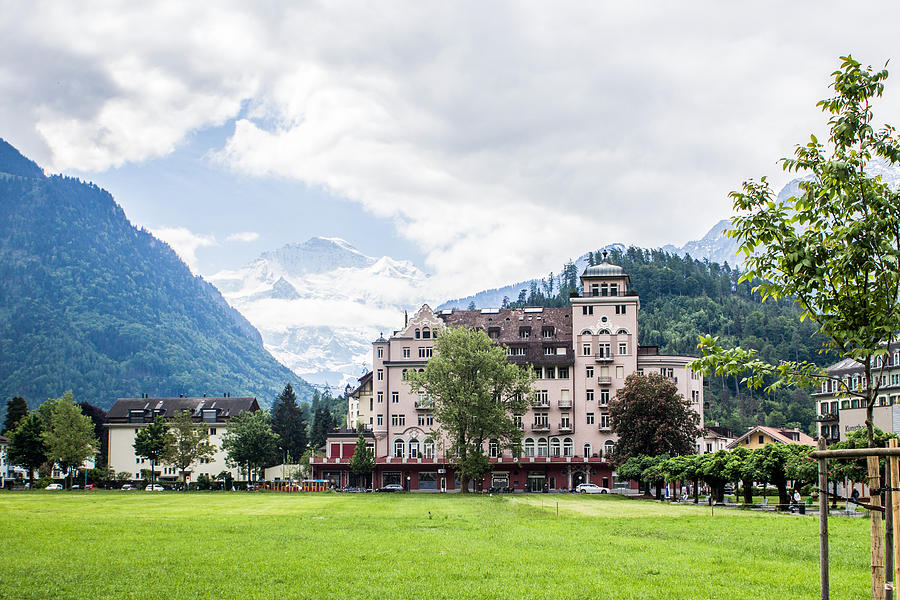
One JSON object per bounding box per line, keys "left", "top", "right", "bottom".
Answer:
{"left": 571, "top": 251, "right": 640, "bottom": 461}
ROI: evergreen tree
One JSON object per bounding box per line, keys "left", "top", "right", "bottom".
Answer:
{"left": 7, "top": 412, "right": 46, "bottom": 487}
{"left": 309, "top": 405, "right": 335, "bottom": 452}
{"left": 78, "top": 402, "right": 108, "bottom": 468}
{"left": 2, "top": 397, "right": 28, "bottom": 434}
{"left": 271, "top": 383, "right": 308, "bottom": 461}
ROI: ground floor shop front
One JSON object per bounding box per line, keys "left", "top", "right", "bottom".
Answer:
{"left": 310, "top": 457, "right": 619, "bottom": 492}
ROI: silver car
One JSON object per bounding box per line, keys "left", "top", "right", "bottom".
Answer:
{"left": 575, "top": 483, "right": 609, "bottom": 494}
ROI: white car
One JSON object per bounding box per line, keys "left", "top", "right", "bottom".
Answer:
{"left": 45, "top": 483, "right": 63, "bottom": 490}
{"left": 575, "top": 483, "right": 610, "bottom": 494}
{"left": 145, "top": 484, "right": 165, "bottom": 491}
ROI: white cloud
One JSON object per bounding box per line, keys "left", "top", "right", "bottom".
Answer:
{"left": 225, "top": 231, "right": 259, "bottom": 243}
{"left": 3, "top": 2, "right": 900, "bottom": 296}
{"left": 150, "top": 226, "right": 216, "bottom": 272}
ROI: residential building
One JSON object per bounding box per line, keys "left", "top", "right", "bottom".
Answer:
{"left": 699, "top": 426, "right": 734, "bottom": 454}
{"left": 348, "top": 371, "right": 373, "bottom": 431}
{"left": 813, "top": 347, "right": 900, "bottom": 443}
{"left": 0, "top": 435, "right": 9, "bottom": 486}
{"left": 106, "top": 395, "right": 259, "bottom": 482}
{"left": 726, "top": 425, "right": 815, "bottom": 450}
{"left": 312, "top": 255, "right": 705, "bottom": 491}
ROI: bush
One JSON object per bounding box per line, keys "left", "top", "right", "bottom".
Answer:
{"left": 196, "top": 474, "right": 211, "bottom": 490}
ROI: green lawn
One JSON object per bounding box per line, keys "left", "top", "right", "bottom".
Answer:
{"left": 0, "top": 491, "right": 871, "bottom": 599}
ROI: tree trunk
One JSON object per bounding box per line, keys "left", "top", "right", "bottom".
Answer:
{"left": 743, "top": 478, "right": 753, "bottom": 505}
{"left": 459, "top": 474, "right": 470, "bottom": 493}
{"left": 777, "top": 483, "right": 788, "bottom": 511}
{"left": 693, "top": 479, "right": 699, "bottom": 504}
{"left": 655, "top": 482, "right": 662, "bottom": 500}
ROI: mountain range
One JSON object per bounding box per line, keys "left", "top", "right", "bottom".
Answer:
{"left": 208, "top": 237, "right": 433, "bottom": 388}
{"left": 0, "top": 139, "right": 312, "bottom": 411}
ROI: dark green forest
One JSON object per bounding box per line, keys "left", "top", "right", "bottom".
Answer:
{"left": 501, "top": 247, "right": 832, "bottom": 436}
{"left": 0, "top": 140, "right": 313, "bottom": 413}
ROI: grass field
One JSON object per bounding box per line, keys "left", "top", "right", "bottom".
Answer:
{"left": 0, "top": 491, "right": 872, "bottom": 599}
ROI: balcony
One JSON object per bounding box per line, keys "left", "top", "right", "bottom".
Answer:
{"left": 598, "top": 423, "right": 611, "bottom": 431}
{"left": 594, "top": 354, "right": 613, "bottom": 363}
{"left": 532, "top": 400, "right": 550, "bottom": 409}
{"left": 558, "top": 423, "right": 573, "bottom": 433}
{"left": 558, "top": 398, "right": 572, "bottom": 408}
{"left": 531, "top": 422, "right": 550, "bottom": 432}
{"left": 816, "top": 412, "right": 839, "bottom": 422}
{"left": 414, "top": 401, "right": 434, "bottom": 411}
{"left": 597, "top": 376, "right": 612, "bottom": 386}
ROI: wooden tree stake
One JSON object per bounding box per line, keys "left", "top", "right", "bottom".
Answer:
{"left": 869, "top": 455, "right": 886, "bottom": 600}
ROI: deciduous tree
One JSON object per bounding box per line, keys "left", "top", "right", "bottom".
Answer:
{"left": 7, "top": 412, "right": 46, "bottom": 487}
{"left": 348, "top": 433, "right": 375, "bottom": 488}
{"left": 406, "top": 326, "right": 533, "bottom": 492}
{"left": 609, "top": 373, "right": 699, "bottom": 460}
{"left": 167, "top": 410, "right": 215, "bottom": 485}
{"left": 42, "top": 393, "right": 98, "bottom": 489}
{"left": 222, "top": 410, "right": 280, "bottom": 483}
{"left": 133, "top": 416, "right": 172, "bottom": 488}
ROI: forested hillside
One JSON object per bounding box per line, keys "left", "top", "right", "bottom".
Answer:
{"left": 0, "top": 139, "right": 313, "bottom": 412}
{"left": 462, "top": 247, "right": 831, "bottom": 435}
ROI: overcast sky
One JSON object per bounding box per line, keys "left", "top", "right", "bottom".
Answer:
{"left": 3, "top": 1, "right": 900, "bottom": 299}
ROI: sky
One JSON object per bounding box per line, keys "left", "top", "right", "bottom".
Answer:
{"left": 3, "top": 1, "right": 900, "bottom": 300}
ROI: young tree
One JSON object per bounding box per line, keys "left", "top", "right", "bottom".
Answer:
{"left": 221, "top": 410, "right": 280, "bottom": 483}
{"left": 2, "top": 397, "right": 28, "bottom": 435}
{"left": 663, "top": 453, "right": 702, "bottom": 503}
{"left": 746, "top": 444, "right": 813, "bottom": 510}
{"left": 42, "top": 394, "right": 98, "bottom": 489}
{"left": 609, "top": 373, "right": 699, "bottom": 460}
{"left": 692, "top": 56, "right": 900, "bottom": 451}
{"left": 348, "top": 433, "right": 375, "bottom": 488}
{"left": 406, "top": 326, "right": 533, "bottom": 492}
{"left": 167, "top": 410, "right": 215, "bottom": 486}
{"left": 271, "top": 383, "right": 308, "bottom": 461}
{"left": 722, "top": 446, "right": 756, "bottom": 506}
{"left": 6, "top": 412, "right": 46, "bottom": 487}
{"left": 697, "top": 450, "right": 731, "bottom": 504}
{"left": 133, "top": 416, "right": 173, "bottom": 488}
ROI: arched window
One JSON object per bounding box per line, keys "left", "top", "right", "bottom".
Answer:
{"left": 418, "top": 368, "right": 425, "bottom": 373}
{"left": 422, "top": 327, "right": 431, "bottom": 339}
{"left": 537, "top": 438, "right": 549, "bottom": 457}
{"left": 563, "top": 437, "right": 574, "bottom": 457}
{"left": 604, "top": 440, "right": 615, "bottom": 458}
{"left": 402, "top": 368, "right": 408, "bottom": 379}
{"left": 597, "top": 328, "right": 611, "bottom": 335}
{"left": 424, "top": 441, "right": 435, "bottom": 459}
{"left": 581, "top": 329, "right": 593, "bottom": 335}
{"left": 550, "top": 438, "right": 561, "bottom": 457}
{"left": 393, "top": 439, "right": 405, "bottom": 458}
{"left": 583, "top": 442, "right": 592, "bottom": 458}
{"left": 408, "top": 439, "right": 420, "bottom": 459}
{"left": 415, "top": 329, "right": 421, "bottom": 339}
{"left": 489, "top": 439, "right": 499, "bottom": 458}
{"left": 524, "top": 438, "right": 535, "bottom": 457}
{"left": 616, "top": 328, "right": 629, "bottom": 335}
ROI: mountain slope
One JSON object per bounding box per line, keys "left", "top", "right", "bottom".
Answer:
{"left": 209, "top": 238, "right": 433, "bottom": 386}
{"left": 0, "top": 139, "right": 311, "bottom": 410}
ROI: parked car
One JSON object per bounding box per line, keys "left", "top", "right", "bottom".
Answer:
{"left": 45, "top": 483, "right": 63, "bottom": 490}
{"left": 145, "top": 484, "right": 165, "bottom": 491}
{"left": 575, "top": 483, "right": 609, "bottom": 494}
{"left": 84, "top": 484, "right": 96, "bottom": 490}
{"left": 120, "top": 484, "right": 134, "bottom": 491}
{"left": 376, "top": 483, "right": 404, "bottom": 492}
{"left": 71, "top": 484, "right": 81, "bottom": 490}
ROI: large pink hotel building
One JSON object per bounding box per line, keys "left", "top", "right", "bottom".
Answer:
{"left": 311, "top": 256, "right": 704, "bottom": 491}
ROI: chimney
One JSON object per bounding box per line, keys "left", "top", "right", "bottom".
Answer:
{"left": 405, "top": 311, "right": 408, "bottom": 327}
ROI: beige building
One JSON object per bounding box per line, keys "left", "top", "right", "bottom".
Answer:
{"left": 106, "top": 395, "right": 259, "bottom": 482}
{"left": 814, "top": 348, "right": 900, "bottom": 443}
{"left": 727, "top": 425, "right": 815, "bottom": 450}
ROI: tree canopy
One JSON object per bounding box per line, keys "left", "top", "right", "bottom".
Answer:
{"left": 133, "top": 416, "right": 172, "bottom": 487}
{"left": 6, "top": 412, "right": 46, "bottom": 486}
{"left": 167, "top": 410, "right": 215, "bottom": 484}
{"left": 271, "top": 383, "right": 308, "bottom": 462}
{"left": 406, "top": 326, "right": 533, "bottom": 492}
{"left": 2, "top": 397, "right": 28, "bottom": 435}
{"left": 41, "top": 392, "right": 98, "bottom": 488}
{"left": 222, "top": 410, "right": 280, "bottom": 482}
{"left": 609, "top": 372, "right": 699, "bottom": 460}
{"left": 692, "top": 56, "right": 900, "bottom": 447}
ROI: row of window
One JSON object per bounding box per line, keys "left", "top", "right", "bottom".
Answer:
{"left": 393, "top": 439, "right": 434, "bottom": 459}
{"left": 522, "top": 437, "right": 615, "bottom": 458}
{"left": 582, "top": 342, "right": 628, "bottom": 356}
{"left": 372, "top": 413, "right": 436, "bottom": 427}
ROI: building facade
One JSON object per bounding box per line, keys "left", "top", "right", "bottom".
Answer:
{"left": 106, "top": 395, "right": 259, "bottom": 482}
{"left": 814, "top": 346, "right": 900, "bottom": 444}
{"left": 312, "top": 257, "right": 705, "bottom": 491}
{"left": 727, "top": 425, "right": 814, "bottom": 450}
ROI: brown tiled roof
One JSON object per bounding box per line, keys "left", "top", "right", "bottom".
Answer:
{"left": 438, "top": 307, "right": 574, "bottom": 365}
{"left": 727, "top": 425, "right": 815, "bottom": 448}
{"left": 106, "top": 396, "right": 259, "bottom": 422}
